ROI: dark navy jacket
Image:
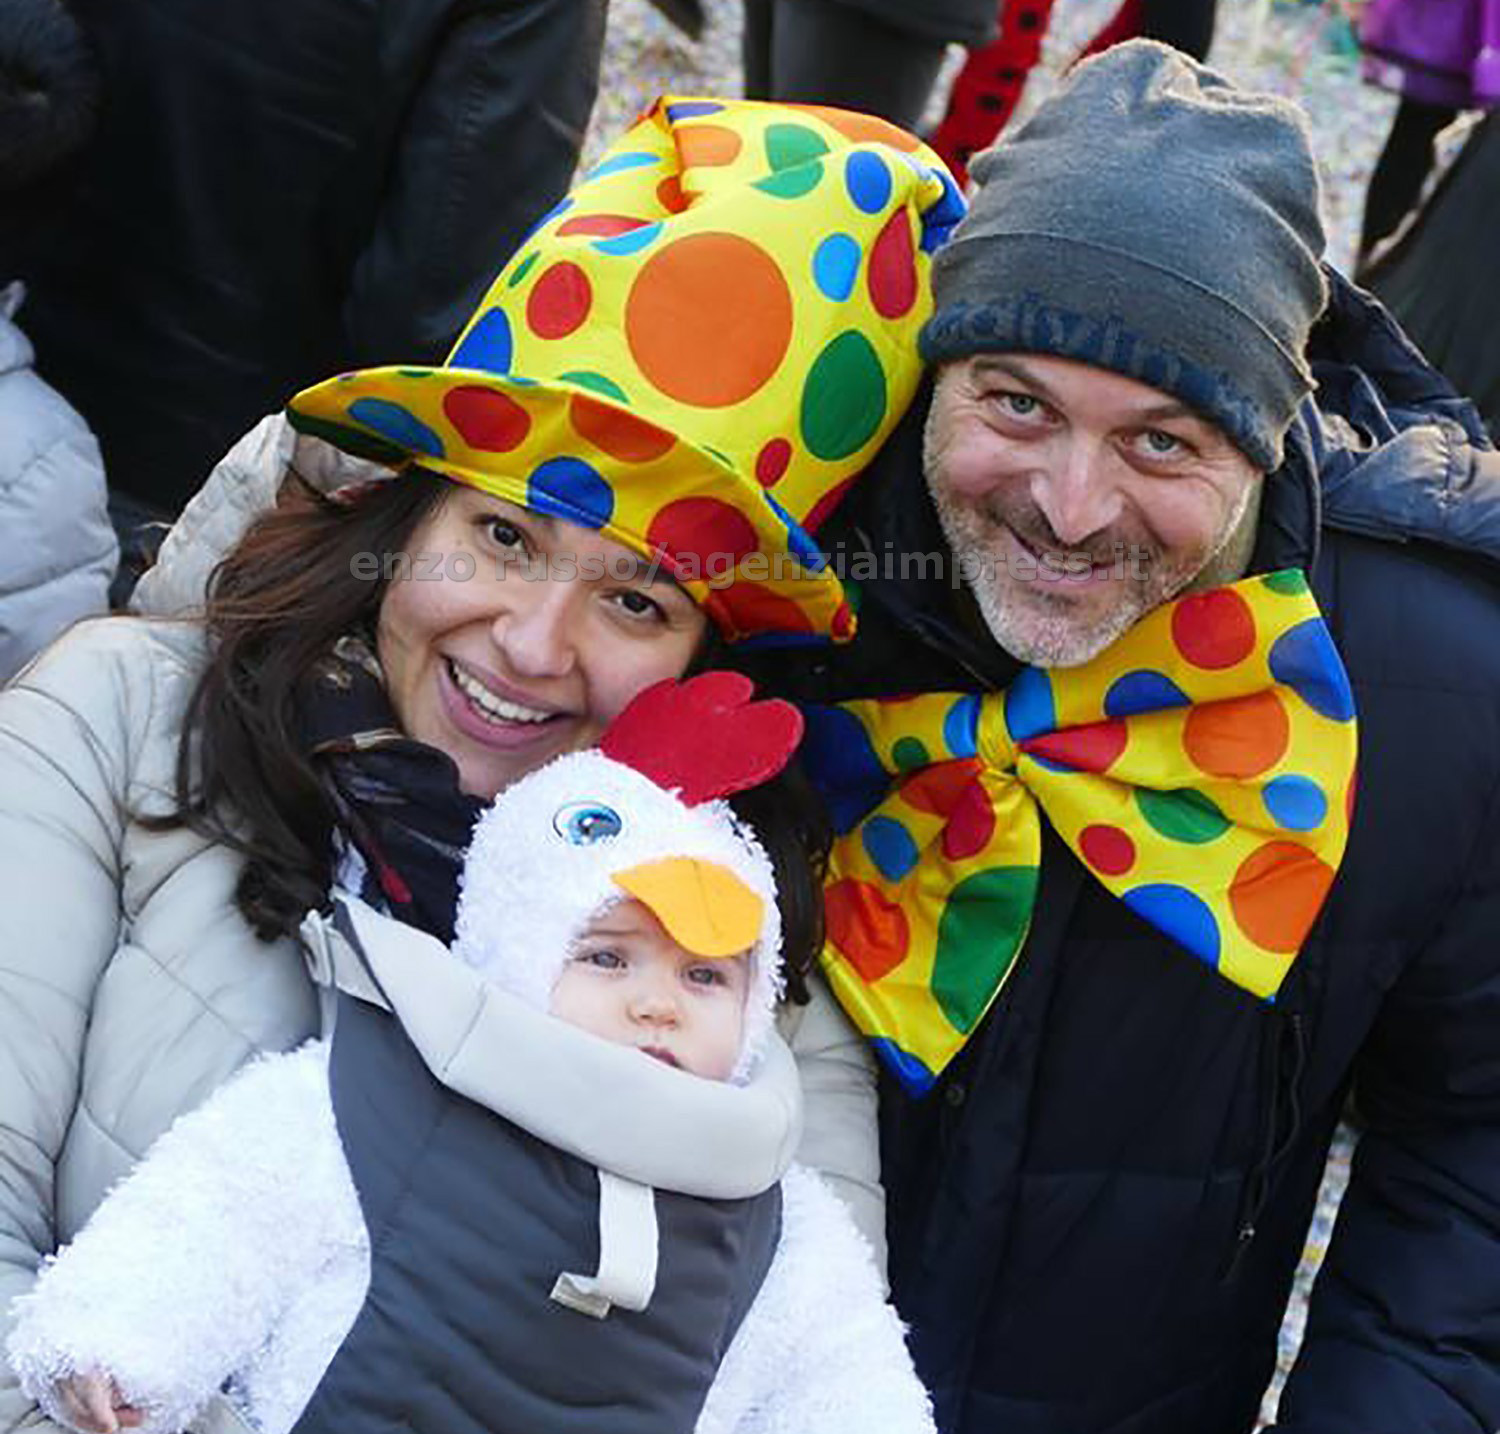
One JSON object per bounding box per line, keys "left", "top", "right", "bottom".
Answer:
{"left": 742, "top": 275, "right": 1500, "bottom": 1434}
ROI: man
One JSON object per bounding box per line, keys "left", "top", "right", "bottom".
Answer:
{"left": 751, "top": 42, "right": 1500, "bottom": 1434}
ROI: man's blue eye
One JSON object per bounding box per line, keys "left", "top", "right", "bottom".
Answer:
{"left": 553, "top": 803, "right": 623, "bottom": 845}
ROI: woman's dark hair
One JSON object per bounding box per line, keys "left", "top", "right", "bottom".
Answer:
{"left": 728, "top": 762, "right": 832, "bottom": 1008}
{"left": 162, "top": 468, "right": 449, "bottom": 940}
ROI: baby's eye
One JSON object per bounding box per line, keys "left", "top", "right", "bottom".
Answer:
{"left": 553, "top": 802, "right": 623, "bottom": 845}
{"left": 580, "top": 948, "right": 624, "bottom": 970}
{"left": 686, "top": 964, "right": 726, "bottom": 987}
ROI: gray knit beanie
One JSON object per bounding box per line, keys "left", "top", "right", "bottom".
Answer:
{"left": 921, "top": 41, "right": 1329, "bottom": 471}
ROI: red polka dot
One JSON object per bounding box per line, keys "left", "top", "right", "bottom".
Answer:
{"left": 528, "top": 264, "right": 591, "bottom": 342}
{"left": 803, "top": 474, "right": 858, "bottom": 534}
{"left": 647, "top": 497, "right": 759, "bottom": 567}
{"left": 756, "top": 438, "right": 793, "bottom": 487}
{"left": 1229, "top": 841, "right": 1335, "bottom": 953}
{"left": 901, "top": 758, "right": 983, "bottom": 816}
{"left": 1183, "top": 691, "right": 1289, "bottom": 779}
{"left": 678, "top": 124, "right": 743, "bottom": 167}
{"left": 442, "top": 386, "right": 531, "bottom": 452}
{"left": 942, "top": 779, "right": 996, "bottom": 861}
{"left": 1171, "top": 588, "right": 1257, "bottom": 670}
{"left": 1021, "top": 719, "right": 1128, "bottom": 773}
{"left": 709, "top": 583, "right": 815, "bottom": 640}
{"left": 556, "top": 214, "right": 653, "bottom": 238}
{"left": 867, "top": 208, "right": 918, "bottom": 319}
{"left": 569, "top": 393, "right": 676, "bottom": 462}
{"left": 626, "top": 235, "right": 793, "bottom": 407}
{"left": 831, "top": 601, "right": 856, "bottom": 640}
{"left": 527, "top": 262, "right": 592, "bottom": 339}
{"left": 1079, "top": 824, "right": 1137, "bottom": 876}
{"left": 656, "top": 175, "right": 689, "bottom": 213}
{"left": 825, "top": 877, "right": 910, "bottom": 983}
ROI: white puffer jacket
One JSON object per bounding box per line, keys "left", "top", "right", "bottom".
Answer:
{"left": 0, "top": 418, "right": 884, "bottom": 1434}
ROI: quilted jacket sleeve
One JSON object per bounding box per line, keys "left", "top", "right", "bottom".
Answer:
{"left": 1272, "top": 771, "right": 1500, "bottom": 1433}
{"left": 0, "top": 623, "right": 142, "bottom": 1434}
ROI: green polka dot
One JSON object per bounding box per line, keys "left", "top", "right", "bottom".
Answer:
{"left": 396, "top": 369, "right": 435, "bottom": 379}
{"left": 933, "top": 866, "right": 1037, "bottom": 1033}
{"left": 800, "top": 331, "right": 887, "bottom": 461}
{"left": 286, "top": 411, "right": 408, "bottom": 465}
{"left": 755, "top": 164, "right": 824, "bottom": 200}
{"left": 765, "top": 123, "right": 830, "bottom": 172}
{"left": 892, "top": 736, "right": 929, "bottom": 771}
{"left": 1135, "top": 787, "right": 1231, "bottom": 844}
{"left": 559, "top": 370, "right": 628, "bottom": 400}
{"left": 508, "top": 252, "right": 540, "bottom": 287}
{"left": 1262, "top": 570, "right": 1309, "bottom": 595}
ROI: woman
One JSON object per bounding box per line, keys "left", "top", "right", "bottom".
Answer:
{"left": 0, "top": 96, "right": 962, "bottom": 1432}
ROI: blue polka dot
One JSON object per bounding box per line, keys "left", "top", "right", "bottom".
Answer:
{"left": 871, "top": 1039, "right": 936, "bottom": 1097}
{"left": 526, "top": 457, "right": 613, "bottom": 529}
{"left": 666, "top": 101, "right": 724, "bottom": 120}
{"left": 920, "top": 170, "right": 967, "bottom": 254}
{"left": 812, "top": 233, "right": 861, "bottom": 301}
{"left": 863, "top": 816, "right": 920, "bottom": 882}
{"left": 518, "top": 196, "right": 572, "bottom": 245}
{"left": 1122, "top": 884, "right": 1222, "bottom": 967}
{"left": 844, "top": 152, "right": 892, "bottom": 214}
{"left": 1104, "top": 669, "right": 1192, "bottom": 718}
{"left": 1263, "top": 775, "right": 1328, "bottom": 832}
{"left": 800, "top": 705, "right": 889, "bottom": 835}
{"left": 593, "top": 222, "right": 663, "bottom": 257}
{"left": 765, "top": 494, "right": 827, "bottom": 572}
{"left": 586, "top": 151, "right": 660, "bottom": 181}
{"left": 450, "top": 308, "right": 513, "bottom": 375}
{"left": 1269, "top": 619, "right": 1356, "bottom": 722}
{"left": 943, "top": 693, "right": 982, "bottom": 758}
{"left": 347, "top": 399, "right": 445, "bottom": 458}
{"left": 1004, "top": 666, "right": 1056, "bottom": 742}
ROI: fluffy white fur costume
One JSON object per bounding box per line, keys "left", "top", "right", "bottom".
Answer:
{"left": 7, "top": 678, "right": 936, "bottom": 1434}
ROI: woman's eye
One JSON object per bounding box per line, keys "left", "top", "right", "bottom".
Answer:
{"left": 483, "top": 517, "right": 525, "bottom": 549}
{"left": 612, "top": 589, "right": 666, "bottom": 622}
{"left": 554, "top": 802, "right": 623, "bottom": 844}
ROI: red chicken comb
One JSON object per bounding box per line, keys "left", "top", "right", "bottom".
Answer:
{"left": 599, "top": 673, "right": 804, "bottom": 805}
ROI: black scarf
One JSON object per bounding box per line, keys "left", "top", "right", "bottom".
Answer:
{"left": 299, "top": 637, "right": 483, "bottom": 944}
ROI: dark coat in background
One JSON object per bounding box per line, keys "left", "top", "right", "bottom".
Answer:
{"left": 741, "top": 273, "right": 1500, "bottom": 1434}
{"left": 15, "top": 0, "right": 605, "bottom": 513}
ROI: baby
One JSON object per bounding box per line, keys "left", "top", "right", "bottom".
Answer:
{"left": 8, "top": 674, "right": 934, "bottom": 1434}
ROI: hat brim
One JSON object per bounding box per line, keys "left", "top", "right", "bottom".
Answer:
{"left": 289, "top": 366, "right": 853, "bottom": 645}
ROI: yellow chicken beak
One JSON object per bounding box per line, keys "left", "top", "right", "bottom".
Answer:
{"left": 611, "top": 858, "right": 763, "bottom": 958}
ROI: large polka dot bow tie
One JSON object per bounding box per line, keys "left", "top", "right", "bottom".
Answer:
{"left": 799, "top": 571, "right": 1358, "bottom": 1095}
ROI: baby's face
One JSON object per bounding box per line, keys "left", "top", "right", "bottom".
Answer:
{"left": 550, "top": 898, "right": 750, "bottom": 1080}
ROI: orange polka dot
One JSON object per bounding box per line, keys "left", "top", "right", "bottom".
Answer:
{"left": 825, "top": 877, "right": 910, "bottom": 983}
{"left": 1229, "top": 841, "right": 1336, "bottom": 952}
{"left": 677, "top": 124, "right": 743, "bottom": 168}
{"left": 626, "top": 234, "right": 793, "bottom": 407}
{"left": 1182, "top": 691, "right": 1289, "bottom": 779}
{"left": 790, "top": 105, "right": 922, "bottom": 151}
{"left": 569, "top": 393, "right": 676, "bottom": 462}
{"left": 656, "top": 175, "right": 689, "bottom": 213}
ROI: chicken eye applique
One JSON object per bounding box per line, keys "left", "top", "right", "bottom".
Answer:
{"left": 554, "top": 802, "right": 623, "bottom": 845}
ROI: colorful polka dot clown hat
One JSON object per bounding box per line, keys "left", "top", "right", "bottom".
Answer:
{"left": 289, "top": 96, "right": 966, "bottom": 645}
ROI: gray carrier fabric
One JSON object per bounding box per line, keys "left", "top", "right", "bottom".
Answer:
{"left": 291, "top": 992, "right": 782, "bottom": 1434}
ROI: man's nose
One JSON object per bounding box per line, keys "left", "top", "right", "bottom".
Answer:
{"left": 1030, "top": 439, "right": 1122, "bottom": 548}
{"left": 490, "top": 583, "right": 577, "bottom": 679}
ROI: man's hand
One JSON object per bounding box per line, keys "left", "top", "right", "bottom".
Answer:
{"left": 53, "top": 1373, "right": 143, "bottom": 1434}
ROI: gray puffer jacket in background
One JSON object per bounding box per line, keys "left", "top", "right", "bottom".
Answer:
{"left": 0, "top": 283, "right": 115, "bottom": 685}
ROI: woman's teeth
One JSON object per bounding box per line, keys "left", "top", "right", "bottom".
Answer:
{"left": 448, "top": 661, "right": 553, "bottom": 725}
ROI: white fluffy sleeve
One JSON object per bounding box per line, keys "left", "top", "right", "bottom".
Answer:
{"left": 695, "top": 1165, "right": 937, "bottom": 1434}
{"left": 5, "top": 1040, "right": 362, "bottom": 1434}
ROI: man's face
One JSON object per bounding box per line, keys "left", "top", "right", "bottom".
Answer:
{"left": 924, "top": 354, "right": 1264, "bottom": 668}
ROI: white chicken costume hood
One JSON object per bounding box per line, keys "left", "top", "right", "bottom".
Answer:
{"left": 453, "top": 672, "right": 802, "bottom": 1083}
